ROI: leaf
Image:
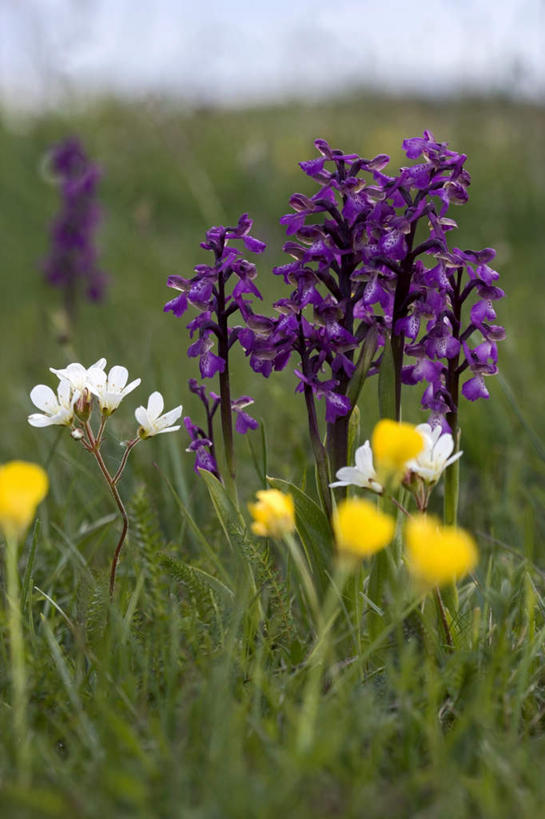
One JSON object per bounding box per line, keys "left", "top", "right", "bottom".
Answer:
{"left": 22, "top": 519, "right": 40, "bottom": 611}
{"left": 347, "top": 405, "right": 361, "bottom": 467}
{"left": 347, "top": 324, "right": 378, "bottom": 408}
{"left": 198, "top": 468, "right": 247, "bottom": 552}
{"left": 160, "top": 553, "right": 234, "bottom": 600}
{"left": 199, "top": 469, "right": 263, "bottom": 629}
{"left": 247, "top": 418, "right": 268, "bottom": 489}
{"left": 378, "top": 335, "right": 396, "bottom": 420}
{"left": 159, "top": 470, "right": 230, "bottom": 583}
{"left": 266, "top": 476, "right": 333, "bottom": 596}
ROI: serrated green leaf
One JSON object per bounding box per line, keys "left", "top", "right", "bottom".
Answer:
{"left": 160, "top": 553, "right": 234, "bottom": 599}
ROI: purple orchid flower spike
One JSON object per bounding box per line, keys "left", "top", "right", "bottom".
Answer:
{"left": 43, "top": 137, "right": 107, "bottom": 323}
{"left": 165, "top": 216, "right": 265, "bottom": 490}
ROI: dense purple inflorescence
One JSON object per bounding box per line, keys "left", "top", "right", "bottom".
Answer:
{"left": 43, "top": 138, "right": 107, "bottom": 304}
{"left": 236, "top": 131, "right": 504, "bottom": 434}
{"left": 165, "top": 132, "right": 504, "bottom": 489}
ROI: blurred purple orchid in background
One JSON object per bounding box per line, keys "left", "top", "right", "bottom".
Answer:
{"left": 43, "top": 138, "right": 107, "bottom": 322}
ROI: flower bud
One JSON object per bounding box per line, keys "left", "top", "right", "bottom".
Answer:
{"left": 74, "top": 388, "right": 92, "bottom": 422}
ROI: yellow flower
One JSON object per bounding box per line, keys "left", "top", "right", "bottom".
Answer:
{"left": 249, "top": 489, "right": 295, "bottom": 538}
{"left": 333, "top": 498, "right": 395, "bottom": 560}
{"left": 372, "top": 419, "right": 425, "bottom": 483}
{"left": 0, "top": 461, "right": 49, "bottom": 540}
{"left": 405, "top": 514, "right": 478, "bottom": 587}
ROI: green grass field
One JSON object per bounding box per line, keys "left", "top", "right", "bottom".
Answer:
{"left": 1, "top": 93, "right": 545, "bottom": 817}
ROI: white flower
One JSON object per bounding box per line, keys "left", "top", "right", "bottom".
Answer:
{"left": 28, "top": 380, "right": 80, "bottom": 427}
{"left": 49, "top": 358, "right": 107, "bottom": 394}
{"left": 88, "top": 365, "right": 141, "bottom": 415}
{"left": 134, "top": 391, "right": 182, "bottom": 438}
{"left": 405, "top": 423, "right": 463, "bottom": 485}
{"left": 330, "top": 441, "right": 383, "bottom": 494}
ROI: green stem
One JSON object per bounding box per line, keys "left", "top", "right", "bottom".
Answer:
{"left": 284, "top": 532, "right": 321, "bottom": 629}
{"left": 5, "top": 533, "right": 30, "bottom": 784}
{"left": 442, "top": 431, "right": 460, "bottom": 615}
{"left": 296, "top": 563, "right": 350, "bottom": 754}
{"left": 112, "top": 439, "right": 139, "bottom": 485}
{"left": 443, "top": 442, "right": 460, "bottom": 527}
{"left": 327, "top": 412, "right": 350, "bottom": 487}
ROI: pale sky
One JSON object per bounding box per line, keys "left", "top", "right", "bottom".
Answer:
{"left": 1, "top": 0, "right": 544, "bottom": 109}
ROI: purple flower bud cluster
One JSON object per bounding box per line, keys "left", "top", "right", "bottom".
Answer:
{"left": 43, "top": 138, "right": 107, "bottom": 303}
{"left": 183, "top": 379, "right": 259, "bottom": 475}
{"left": 165, "top": 215, "right": 264, "bottom": 476}
{"left": 238, "top": 132, "right": 504, "bottom": 432}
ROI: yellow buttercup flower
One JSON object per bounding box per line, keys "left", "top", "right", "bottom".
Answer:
{"left": 405, "top": 514, "right": 478, "bottom": 587}
{"left": 0, "top": 461, "right": 49, "bottom": 540}
{"left": 333, "top": 498, "right": 395, "bottom": 560}
{"left": 372, "top": 419, "right": 425, "bottom": 483}
{"left": 249, "top": 489, "right": 295, "bottom": 538}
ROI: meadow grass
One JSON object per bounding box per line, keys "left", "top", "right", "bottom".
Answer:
{"left": 1, "top": 93, "right": 545, "bottom": 817}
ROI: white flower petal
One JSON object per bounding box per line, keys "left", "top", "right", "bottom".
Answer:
{"left": 30, "top": 384, "right": 57, "bottom": 413}
{"left": 331, "top": 467, "right": 365, "bottom": 487}
{"left": 433, "top": 434, "right": 455, "bottom": 463}
{"left": 108, "top": 365, "right": 129, "bottom": 392}
{"left": 28, "top": 413, "right": 56, "bottom": 427}
{"left": 87, "top": 367, "right": 107, "bottom": 392}
{"left": 155, "top": 405, "right": 183, "bottom": 429}
{"left": 123, "top": 378, "right": 141, "bottom": 396}
{"left": 101, "top": 392, "right": 124, "bottom": 411}
{"left": 57, "top": 379, "right": 74, "bottom": 407}
{"left": 135, "top": 406, "right": 150, "bottom": 428}
{"left": 91, "top": 358, "right": 107, "bottom": 370}
{"left": 153, "top": 425, "right": 181, "bottom": 436}
{"left": 444, "top": 450, "right": 463, "bottom": 469}
{"left": 147, "top": 391, "right": 164, "bottom": 420}
{"left": 430, "top": 426, "right": 443, "bottom": 445}
{"left": 354, "top": 441, "right": 375, "bottom": 477}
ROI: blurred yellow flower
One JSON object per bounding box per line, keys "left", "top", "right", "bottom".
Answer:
{"left": 372, "top": 419, "right": 424, "bottom": 483}
{"left": 249, "top": 489, "right": 295, "bottom": 538}
{"left": 333, "top": 498, "right": 395, "bottom": 560}
{"left": 405, "top": 515, "right": 478, "bottom": 587}
{"left": 0, "top": 461, "right": 49, "bottom": 540}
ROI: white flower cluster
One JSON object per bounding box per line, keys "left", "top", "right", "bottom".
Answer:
{"left": 28, "top": 358, "right": 182, "bottom": 438}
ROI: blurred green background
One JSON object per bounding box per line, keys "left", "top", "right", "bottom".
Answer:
{"left": 1, "top": 93, "right": 544, "bottom": 552}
